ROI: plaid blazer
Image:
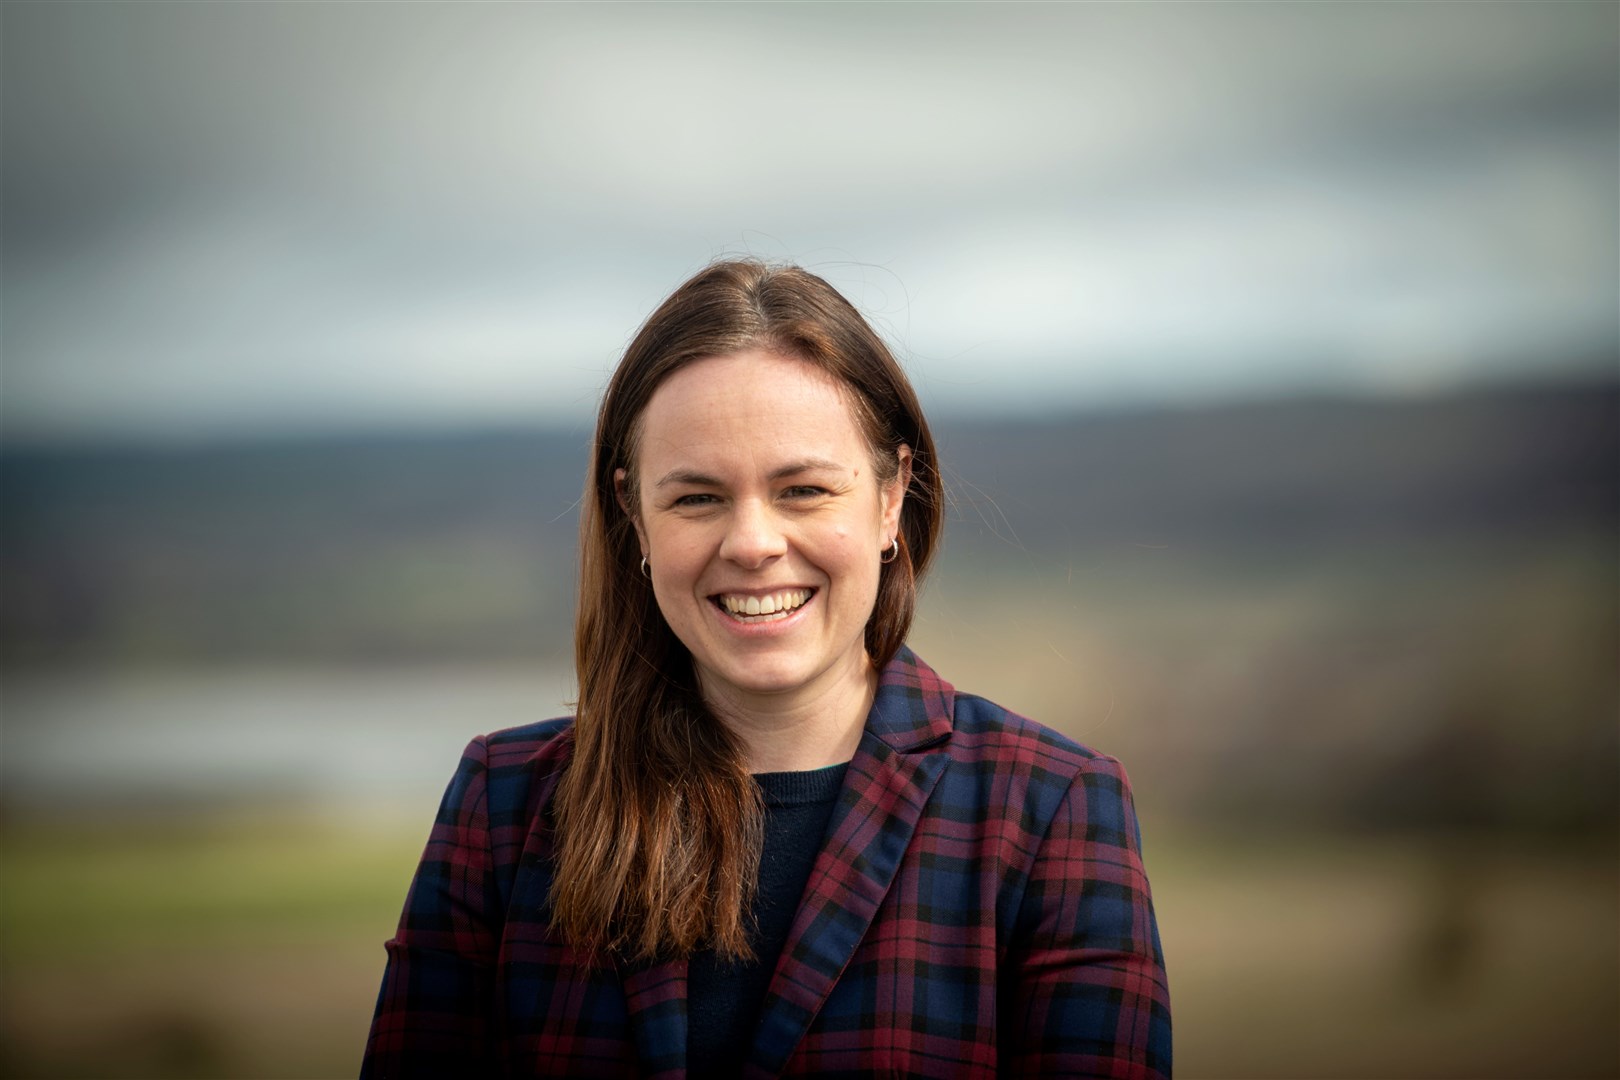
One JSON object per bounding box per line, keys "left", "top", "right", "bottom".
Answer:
{"left": 362, "top": 648, "right": 1171, "bottom": 1078}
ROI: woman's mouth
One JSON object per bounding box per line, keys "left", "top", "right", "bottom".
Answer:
{"left": 713, "top": 588, "right": 815, "bottom": 622}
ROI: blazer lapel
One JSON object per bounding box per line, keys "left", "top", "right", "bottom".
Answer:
{"left": 744, "top": 648, "right": 956, "bottom": 1076}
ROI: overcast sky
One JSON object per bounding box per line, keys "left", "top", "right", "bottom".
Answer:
{"left": 3, "top": 1, "right": 1615, "bottom": 441}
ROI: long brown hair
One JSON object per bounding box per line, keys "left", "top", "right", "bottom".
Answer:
{"left": 551, "top": 260, "right": 943, "bottom": 962}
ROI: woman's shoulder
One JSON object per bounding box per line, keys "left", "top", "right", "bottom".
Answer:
{"left": 950, "top": 691, "right": 1115, "bottom": 767}
{"left": 946, "top": 688, "right": 1131, "bottom": 799}
{"left": 439, "top": 716, "right": 574, "bottom": 794}
{"left": 482, "top": 715, "right": 575, "bottom": 754}
{"left": 886, "top": 648, "right": 1122, "bottom": 779}
{"left": 937, "top": 686, "right": 1147, "bottom": 861}
{"left": 430, "top": 717, "right": 577, "bottom": 827}
{"left": 471, "top": 715, "right": 577, "bottom": 777}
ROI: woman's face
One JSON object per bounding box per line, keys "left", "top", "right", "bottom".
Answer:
{"left": 621, "top": 350, "right": 907, "bottom": 718}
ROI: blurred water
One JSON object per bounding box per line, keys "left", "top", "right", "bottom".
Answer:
{"left": 2, "top": 666, "right": 575, "bottom": 813}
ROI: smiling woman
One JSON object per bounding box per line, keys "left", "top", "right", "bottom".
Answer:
{"left": 621, "top": 350, "right": 908, "bottom": 770}
{"left": 360, "top": 260, "right": 1172, "bottom": 1079}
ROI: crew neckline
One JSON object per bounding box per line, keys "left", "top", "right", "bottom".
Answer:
{"left": 752, "top": 762, "right": 848, "bottom": 807}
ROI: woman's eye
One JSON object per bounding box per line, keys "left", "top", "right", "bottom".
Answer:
{"left": 783, "top": 485, "right": 828, "bottom": 499}
{"left": 673, "top": 493, "right": 719, "bottom": 507}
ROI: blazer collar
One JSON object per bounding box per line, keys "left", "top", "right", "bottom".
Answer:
{"left": 744, "top": 646, "right": 957, "bottom": 1076}
{"left": 862, "top": 645, "right": 957, "bottom": 754}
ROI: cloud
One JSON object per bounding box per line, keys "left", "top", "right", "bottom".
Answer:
{"left": 3, "top": 1, "right": 1614, "bottom": 438}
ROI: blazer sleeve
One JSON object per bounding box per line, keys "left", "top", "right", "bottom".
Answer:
{"left": 1001, "top": 754, "right": 1173, "bottom": 1079}
{"left": 361, "top": 736, "right": 501, "bottom": 1079}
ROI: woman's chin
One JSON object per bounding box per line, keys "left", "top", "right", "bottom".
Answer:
{"left": 697, "top": 656, "right": 818, "bottom": 702}
{"left": 693, "top": 646, "right": 866, "bottom": 709}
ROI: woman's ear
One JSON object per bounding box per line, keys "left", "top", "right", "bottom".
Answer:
{"left": 614, "top": 468, "right": 650, "bottom": 553}
{"left": 880, "top": 445, "right": 912, "bottom": 540}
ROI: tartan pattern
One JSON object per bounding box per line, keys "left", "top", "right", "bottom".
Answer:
{"left": 362, "top": 648, "right": 1171, "bottom": 1078}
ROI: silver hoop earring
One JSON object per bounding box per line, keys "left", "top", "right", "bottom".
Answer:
{"left": 640, "top": 555, "right": 651, "bottom": 578}
{"left": 880, "top": 538, "right": 899, "bottom": 564}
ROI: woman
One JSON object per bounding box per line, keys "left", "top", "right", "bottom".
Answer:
{"left": 362, "top": 261, "right": 1171, "bottom": 1078}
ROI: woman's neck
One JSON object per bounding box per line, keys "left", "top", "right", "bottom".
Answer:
{"left": 701, "top": 655, "right": 876, "bottom": 773}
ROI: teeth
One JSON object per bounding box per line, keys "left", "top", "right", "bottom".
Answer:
{"left": 721, "top": 589, "right": 810, "bottom": 617}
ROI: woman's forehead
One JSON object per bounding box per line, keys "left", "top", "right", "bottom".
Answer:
{"left": 636, "top": 351, "right": 871, "bottom": 474}
{"left": 651, "top": 349, "right": 848, "bottom": 407}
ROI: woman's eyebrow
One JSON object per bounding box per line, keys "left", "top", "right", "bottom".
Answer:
{"left": 654, "top": 459, "right": 846, "bottom": 488}
{"left": 654, "top": 468, "right": 722, "bottom": 489}
{"left": 768, "top": 458, "right": 845, "bottom": 481}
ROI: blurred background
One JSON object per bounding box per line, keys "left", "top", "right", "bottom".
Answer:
{"left": 2, "top": 3, "right": 1616, "bottom": 1077}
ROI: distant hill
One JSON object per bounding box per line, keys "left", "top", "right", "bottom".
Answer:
{"left": 933, "top": 380, "right": 1617, "bottom": 554}
{"left": 3, "top": 381, "right": 1614, "bottom": 666}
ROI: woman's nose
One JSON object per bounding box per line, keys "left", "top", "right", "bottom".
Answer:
{"left": 719, "top": 499, "right": 787, "bottom": 568}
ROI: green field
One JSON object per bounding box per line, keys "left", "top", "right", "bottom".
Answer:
{"left": 3, "top": 813, "right": 1614, "bottom": 1079}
